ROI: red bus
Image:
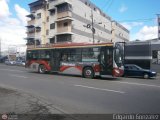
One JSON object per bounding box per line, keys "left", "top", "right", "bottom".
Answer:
{"left": 26, "top": 42, "right": 124, "bottom": 78}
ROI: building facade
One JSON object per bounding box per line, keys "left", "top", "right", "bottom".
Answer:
{"left": 125, "top": 39, "right": 160, "bottom": 72}
{"left": 26, "top": 0, "right": 129, "bottom": 45}
{"left": 158, "top": 15, "right": 160, "bottom": 39}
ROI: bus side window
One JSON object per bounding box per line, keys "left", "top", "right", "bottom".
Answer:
{"left": 100, "top": 52, "right": 105, "bottom": 71}
{"left": 45, "top": 51, "right": 50, "bottom": 59}
{"left": 33, "top": 52, "right": 38, "bottom": 59}
{"left": 62, "top": 54, "right": 68, "bottom": 61}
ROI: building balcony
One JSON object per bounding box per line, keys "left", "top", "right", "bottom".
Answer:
{"left": 57, "top": 21, "right": 72, "bottom": 34}
{"left": 57, "top": 26, "right": 72, "bottom": 33}
{"left": 26, "top": 13, "right": 35, "bottom": 19}
{"left": 27, "top": 20, "right": 35, "bottom": 26}
{"left": 57, "top": 11, "right": 72, "bottom": 20}
{"left": 26, "top": 25, "right": 35, "bottom": 29}
{"left": 26, "top": 33, "right": 35, "bottom": 38}
{"left": 29, "top": 0, "right": 46, "bottom": 13}
{"left": 49, "top": 0, "right": 72, "bottom": 8}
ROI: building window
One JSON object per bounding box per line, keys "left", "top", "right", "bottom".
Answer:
{"left": 50, "top": 37, "right": 55, "bottom": 43}
{"left": 57, "top": 3, "right": 72, "bottom": 13}
{"left": 50, "top": 23, "right": 55, "bottom": 29}
{"left": 46, "top": 29, "right": 49, "bottom": 35}
{"left": 37, "top": 13, "right": 41, "bottom": 19}
{"left": 57, "top": 34, "right": 71, "bottom": 42}
{"left": 47, "top": 16, "right": 49, "bottom": 22}
{"left": 36, "top": 27, "right": 41, "bottom": 32}
{"left": 50, "top": 10, "right": 55, "bottom": 16}
{"left": 152, "top": 50, "right": 160, "bottom": 64}
{"left": 64, "top": 22, "right": 68, "bottom": 27}
{"left": 152, "top": 51, "right": 158, "bottom": 58}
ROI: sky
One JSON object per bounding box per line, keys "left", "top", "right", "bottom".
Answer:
{"left": 0, "top": 0, "right": 160, "bottom": 51}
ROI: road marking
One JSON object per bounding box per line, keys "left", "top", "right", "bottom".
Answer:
{"left": 74, "top": 85, "right": 125, "bottom": 94}
{"left": 113, "top": 81, "right": 160, "bottom": 88}
{"left": 0, "top": 69, "right": 25, "bottom": 72}
{"left": 9, "top": 74, "right": 28, "bottom": 79}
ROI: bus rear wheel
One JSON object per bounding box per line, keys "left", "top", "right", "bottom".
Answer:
{"left": 83, "top": 67, "right": 94, "bottom": 79}
{"left": 38, "top": 65, "right": 46, "bottom": 74}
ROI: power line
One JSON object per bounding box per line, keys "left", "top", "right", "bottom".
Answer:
{"left": 105, "top": 0, "right": 114, "bottom": 12}
{"left": 102, "top": 0, "right": 110, "bottom": 11}
{"left": 117, "top": 18, "right": 155, "bottom": 22}
{"left": 98, "top": 18, "right": 156, "bottom": 24}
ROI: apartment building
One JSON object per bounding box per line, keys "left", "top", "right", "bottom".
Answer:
{"left": 26, "top": 0, "right": 129, "bottom": 45}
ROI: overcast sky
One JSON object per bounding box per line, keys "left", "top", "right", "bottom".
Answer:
{"left": 0, "top": 0, "right": 159, "bottom": 51}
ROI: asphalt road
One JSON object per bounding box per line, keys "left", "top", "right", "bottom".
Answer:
{"left": 0, "top": 63, "right": 160, "bottom": 114}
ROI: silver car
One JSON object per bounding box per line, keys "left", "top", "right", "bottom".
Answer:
{"left": 5, "top": 59, "right": 16, "bottom": 65}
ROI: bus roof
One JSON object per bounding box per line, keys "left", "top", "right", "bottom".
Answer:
{"left": 27, "top": 42, "right": 114, "bottom": 50}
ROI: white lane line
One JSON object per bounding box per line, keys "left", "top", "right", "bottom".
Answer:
{"left": 9, "top": 74, "right": 28, "bottom": 79}
{"left": 74, "top": 85, "right": 125, "bottom": 94}
{"left": 0, "top": 69, "right": 25, "bottom": 72}
{"left": 112, "top": 81, "right": 160, "bottom": 88}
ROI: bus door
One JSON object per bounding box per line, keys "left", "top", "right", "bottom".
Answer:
{"left": 100, "top": 47, "right": 113, "bottom": 75}
{"left": 51, "top": 50, "right": 61, "bottom": 71}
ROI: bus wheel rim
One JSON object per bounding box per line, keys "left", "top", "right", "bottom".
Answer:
{"left": 86, "top": 70, "right": 91, "bottom": 76}
{"left": 40, "top": 66, "right": 45, "bottom": 73}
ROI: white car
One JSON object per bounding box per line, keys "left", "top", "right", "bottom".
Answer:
{"left": 5, "top": 59, "right": 16, "bottom": 65}
{"left": 16, "top": 60, "right": 26, "bottom": 66}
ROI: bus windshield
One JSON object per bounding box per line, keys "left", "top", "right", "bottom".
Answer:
{"left": 114, "top": 43, "right": 124, "bottom": 68}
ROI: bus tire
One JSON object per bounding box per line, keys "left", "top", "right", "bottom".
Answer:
{"left": 83, "top": 67, "right": 94, "bottom": 79}
{"left": 38, "top": 65, "right": 46, "bottom": 74}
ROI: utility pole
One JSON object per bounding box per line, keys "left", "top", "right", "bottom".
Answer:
{"left": 111, "top": 21, "right": 115, "bottom": 42}
{"left": 91, "top": 10, "right": 95, "bottom": 44}
{"left": 83, "top": 10, "right": 100, "bottom": 44}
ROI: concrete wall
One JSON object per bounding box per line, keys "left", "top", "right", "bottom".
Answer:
{"left": 112, "top": 22, "right": 129, "bottom": 42}
{"left": 71, "top": 0, "right": 112, "bottom": 43}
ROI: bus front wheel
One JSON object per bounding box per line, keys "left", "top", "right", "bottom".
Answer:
{"left": 83, "top": 67, "right": 94, "bottom": 79}
{"left": 38, "top": 65, "right": 46, "bottom": 74}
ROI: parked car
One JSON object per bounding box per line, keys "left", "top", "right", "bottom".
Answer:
{"left": 0, "top": 56, "right": 8, "bottom": 63}
{"left": 123, "top": 64, "right": 157, "bottom": 79}
{"left": 5, "top": 59, "right": 16, "bottom": 65}
{"left": 16, "top": 60, "right": 25, "bottom": 66}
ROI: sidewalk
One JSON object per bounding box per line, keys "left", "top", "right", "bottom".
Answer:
{"left": 0, "top": 86, "right": 74, "bottom": 120}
